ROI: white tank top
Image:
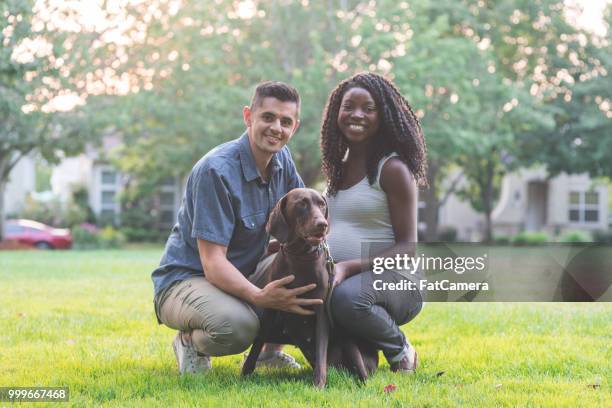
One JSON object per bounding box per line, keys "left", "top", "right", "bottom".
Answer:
{"left": 326, "top": 153, "right": 398, "bottom": 262}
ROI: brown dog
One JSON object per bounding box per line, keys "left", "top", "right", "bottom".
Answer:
{"left": 242, "top": 188, "right": 378, "bottom": 387}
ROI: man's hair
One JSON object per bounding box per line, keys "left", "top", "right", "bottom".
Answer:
{"left": 250, "top": 81, "right": 301, "bottom": 114}
{"left": 320, "top": 72, "right": 428, "bottom": 196}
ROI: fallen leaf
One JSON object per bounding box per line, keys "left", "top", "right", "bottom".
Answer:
{"left": 495, "top": 383, "right": 503, "bottom": 389}
{"left": 384, "top": 384, "right": 397, "bottom": 393}
{"left": 17, "top": 312, "right": 27, "bottom": 318}
{"left": 587, "top": 384, "right": 600, "bottom": 389}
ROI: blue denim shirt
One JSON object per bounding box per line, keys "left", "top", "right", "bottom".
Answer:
{"left": 151, "top": 132, "right": 304, "bottom": 296}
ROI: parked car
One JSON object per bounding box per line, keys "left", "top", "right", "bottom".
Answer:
{"left": 3, "top": 219, "right": 72, "bottom": 249}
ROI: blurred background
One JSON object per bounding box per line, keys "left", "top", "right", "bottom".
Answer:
{"left": 1, "top": 0, "right": 611, "bottom": 249}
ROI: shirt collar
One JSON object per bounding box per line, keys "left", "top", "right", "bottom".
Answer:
{"left": 239, "top": 132, "right": 284, "bottom": 183}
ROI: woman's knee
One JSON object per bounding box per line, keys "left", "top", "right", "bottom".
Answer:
{"left": 331, "top": 281, "right": 364, "bottom": 322}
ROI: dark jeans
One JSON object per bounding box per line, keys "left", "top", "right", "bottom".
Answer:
{"left": 331, "top": 270, "right": 422, "bottom": 362}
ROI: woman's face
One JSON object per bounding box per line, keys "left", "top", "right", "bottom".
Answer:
{"left": 337, "top": 86, "right": 380, "bottom": 145}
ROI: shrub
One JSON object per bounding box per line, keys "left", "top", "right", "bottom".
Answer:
{"left": 592, "top": 230, "right": 612, "bottom": 243}
{"left": 438, "top": 226, "right": 458, "bottom": 242}
{"left": 494, "top": 235, "right": 512, "bottom": 244}
{"left": 72, "top": 224, "right": 101, "bottom": 249}
{"left": 120, "top": 227, "right": 167, "bottom": 243}
{"left": 512, "top": 231, "right": 549, "bottom": 245}
{"left": 19, "top": 196, "right": 63, "bottom": 226}
{"left": 98, "top": 226, "right": 126, "bottom": 249}
{"left": 559, "top": 230, "right": 591, "bottom": 243}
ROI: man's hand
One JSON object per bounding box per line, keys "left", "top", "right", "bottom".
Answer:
{"left": 253, "top": 275, "right": 323, "bottom": 315}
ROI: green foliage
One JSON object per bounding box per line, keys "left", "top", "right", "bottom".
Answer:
{"left": 71, "top": 225, "right": 100, "bottom": 250}
{"left": 512, "top": 231, "right": 550, "bottom": 245}
{"left": 592, "top": 229, "right": 612, "bottom": 244}
{"left": 18, "top": 189, "right": 94, "bottom": 229}
{"left": 34, "top": 162, "right": 52, "bottom": 192}
{"left": 559, "top": 230, "right": 592, "bottom": 243}
{"left": 72, "top": 225, "right": 125, "bottom": 249}
{"left": 120, "top": 227, "right": 166, "bottom": 243}
{"left": 438, "top": 226, "right": 458, "bottom": 242}
{"left": 18, "top": 196, "right": 64, "bottom": 227}
{"left": 98, "top": 226, "right": 126, "bottom": 249}
{"left": 494, "top": 235, "right": 512, "bottom": 245}
{"left": 0, "top": 0, "right": 101, "bottom": 239}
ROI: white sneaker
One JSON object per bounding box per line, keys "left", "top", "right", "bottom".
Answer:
{"left": 172, "top": 332, "right": 212, "bottom": 374}
{"left": 390, "top": 344, "right": 417, "bottom": 374}
{"left": 243, "top": 350, "right": 301, "bottom": 369}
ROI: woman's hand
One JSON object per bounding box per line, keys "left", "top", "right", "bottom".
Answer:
{"left": 332, "top": 261, "right": 350, "bottom": 288}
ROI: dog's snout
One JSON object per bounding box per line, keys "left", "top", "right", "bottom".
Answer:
{"left": 315, "top": 220, "right": 328, "bottom": 232}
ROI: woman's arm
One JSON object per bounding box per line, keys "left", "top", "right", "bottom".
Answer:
{"left": 333, "top": 157, "right": 418, "bottom": 285}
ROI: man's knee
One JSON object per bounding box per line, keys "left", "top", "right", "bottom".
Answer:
{"left": 193, "top": 308, "right": 260, "bottom": 356}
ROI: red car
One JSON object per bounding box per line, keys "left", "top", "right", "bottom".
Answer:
{"left": 3, "top": 219, "right": 72, "bottom": 249}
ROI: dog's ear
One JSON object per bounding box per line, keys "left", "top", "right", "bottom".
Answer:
{"left": 267, "top": 195, "right": 290, "bottom": 243}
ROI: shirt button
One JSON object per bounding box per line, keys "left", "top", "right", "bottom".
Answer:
{"left": 251, "top": 222, "right": 254, "bottom": 227}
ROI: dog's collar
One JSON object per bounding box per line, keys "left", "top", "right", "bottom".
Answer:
{"left": 280, "top": 240, "right": 324, "bottom": 260}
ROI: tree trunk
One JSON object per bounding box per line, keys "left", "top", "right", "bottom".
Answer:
{"left": 422, "top": 163, "right": 440, "bottom": 242}
{"left": 0, "top": 157, "right": 8, "bottom": 242}
{"left": 482, "top": 158, "right": 495, "bottom": 243}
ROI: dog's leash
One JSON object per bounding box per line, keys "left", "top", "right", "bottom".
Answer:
{"left": 321, "top": 240, "right": 336, "bottom": 329}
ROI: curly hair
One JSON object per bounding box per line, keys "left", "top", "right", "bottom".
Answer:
{"left": 320, "top": 72, "right": 427, "bottom": 196}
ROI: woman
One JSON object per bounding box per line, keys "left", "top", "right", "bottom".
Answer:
{"left": 321, "top": 72, "right": 427, "bottom": 373}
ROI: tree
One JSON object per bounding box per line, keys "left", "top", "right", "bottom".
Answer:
{"left": 0, "top": 0, "right": 98, "bottom": 240}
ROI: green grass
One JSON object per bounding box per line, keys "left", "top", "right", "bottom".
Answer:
{"left": 1, "top": 249, "right": 610, "bottom": 407}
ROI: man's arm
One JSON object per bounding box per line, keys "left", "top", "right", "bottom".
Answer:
{"left": 198, "top": 239, "right": 323, "bottom": 315}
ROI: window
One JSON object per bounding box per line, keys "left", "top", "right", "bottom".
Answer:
{"left": 160, "top": 192, "right": 175, "bottom": 206}
{"left": 160, "top": 210, "right": 175, "bottom": 225}
{"left": 102, "top": 191, "right": 116, "bottom": 205}
{"left": 5, "top": 224, "right": 24, "bottom": 234}
{"left": 101, "top": 170, "right": 117, "bottom": 185}
{"left": 418, "top": 201, "right": 426, "bottom": 222}
{"left": 568, "top": 191, "right": 599, "bottom": 223}
{"left": 161, "top": 177, "right": 175, "bottom": 187}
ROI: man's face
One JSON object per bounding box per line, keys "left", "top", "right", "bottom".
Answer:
{"left": 243, "top": 97, "right": 300, "bottom": 156}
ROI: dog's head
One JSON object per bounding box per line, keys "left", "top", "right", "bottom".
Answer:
{"left": 267, "top": 188, "right": 329, "bottom": 245}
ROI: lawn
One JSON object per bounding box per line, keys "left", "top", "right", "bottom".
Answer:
{"left": 1, "top": 249, "right": 610, "bottom": 407}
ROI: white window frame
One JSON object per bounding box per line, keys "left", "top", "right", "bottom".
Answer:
{"left": 97, "top": 165, "right": 121, "bottom": 224}
{"left": 568, "top": 191, "right": 599, "bottom": 224}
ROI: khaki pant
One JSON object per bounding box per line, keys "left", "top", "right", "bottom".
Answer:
{"left": 156, "top": 254, "right": 276, "bottom": 356}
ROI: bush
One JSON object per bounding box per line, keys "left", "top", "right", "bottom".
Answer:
{"left": 71, "top": 224, "right": 125, "bottom": 249}
{"left": 72, "top": 224, "right": 101, "bottom": 249}
{"left": 18, "top": 190, "right": 95, "bottom": 229}
{"left": 99, "top": 226, "right": 126, "bottom": 249}
{"left": 559, "top": 230, "right": 591, "bottom": 243}
{"left": 592, "top": 230, "right": 612, "bottom": 244}
{"left": 438, "top": 226, "right": 458, "bottom": 242}
{"left": 494, "top": 235, "right": 512, "bottom": 244}
{"left": 19, "top": 196, "right": 63, "bottom": 226}
{"left": 512, "top": 231, "right": 549, "bottom": 245}
{"left": 120, "top": 227, "right": 167, "bottom": 243}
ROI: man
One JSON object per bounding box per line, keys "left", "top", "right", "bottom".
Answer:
{"left": 152, "top": 81, "right": 323, "bottom": 374}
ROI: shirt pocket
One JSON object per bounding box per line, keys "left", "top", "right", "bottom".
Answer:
{"left": 241, "top": 212, "right": 268, "bottom": 230}
{"left": 233, "top": 211, "right": 268, "bottom": 247}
